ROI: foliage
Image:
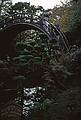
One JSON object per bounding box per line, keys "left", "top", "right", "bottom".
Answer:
{"left": 51, "top": 0, "right": 81, "bottom": 33}
{"left": 0, "top": 0, "right": 12, "bottom": 16}
{"left": 8, "top": 2, "right": 44, "bottom": 21}
{"left": 50, "top": 1, "right": 72, "bottom": 32}
{"left": 44, "top": 87, "right": 81, "bottom": 120}
{"left": 0, "top": 1, "right": 81, "bottom": 119}
{"left": 68, "top": 0, "right": 81, "bottom": 31}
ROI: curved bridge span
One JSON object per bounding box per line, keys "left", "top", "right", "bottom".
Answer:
{"left": 0, "top": 13, "right": 69, "bottom": 55}
{"left": 0, "top": 13, "right": 54, "bottom": 39}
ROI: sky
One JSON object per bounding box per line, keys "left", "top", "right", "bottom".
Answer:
{"left": 12, "top": 0, "right": 65, "bottom": 9}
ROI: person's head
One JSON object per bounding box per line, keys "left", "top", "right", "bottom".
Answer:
{"left": 55, "top": 24, "right": 60, "bottom": 30}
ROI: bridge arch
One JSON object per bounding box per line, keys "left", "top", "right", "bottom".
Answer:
{"left": 0, "top": 13, "right": 69, "bottom": 56}
{"left": 0, "top": 22, "right": 52, "bottom": 56}
{"left": 0, "top": 22, "right": 51, "bottom": 41}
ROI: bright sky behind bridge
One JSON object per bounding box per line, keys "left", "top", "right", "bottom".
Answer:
{"left": 12, "top": 0, "right": 65, "bottom": 9}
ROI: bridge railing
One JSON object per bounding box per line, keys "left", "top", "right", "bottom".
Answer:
{"left": 0, "top": 13, "right": 69, "bottom": 51}
{"left": 0, "top": 13, "right": 51, "bottom": 36}
{"left": 50, "top": 24, "right": 69, "bottom": 51}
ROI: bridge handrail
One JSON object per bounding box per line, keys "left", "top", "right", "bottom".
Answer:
{"left": 0, "top": 13, "right": 52, "bottom": 39}
{"left": 0, "top": 13, "right": 69, "bottom": 52}
{"left": 51, "top": 23, "right": 69, "bottom": 51}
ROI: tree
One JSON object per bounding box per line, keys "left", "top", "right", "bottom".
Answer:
{"left": 50, "top": 1, "right": 72, "bottom": 32}
{"left": 8, "top": 2, "right": 44, "bottom": 21}
{"left": 0, "top": 0, "right": 12, "bottom": 16}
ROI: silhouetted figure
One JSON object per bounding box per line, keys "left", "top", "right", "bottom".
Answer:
{"left": 41, "top": 11, "right": 51, "bottom": 32}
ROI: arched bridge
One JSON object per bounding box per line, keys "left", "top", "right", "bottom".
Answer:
{"left": 0, "top": 13, "right": 69, "bottom": 55}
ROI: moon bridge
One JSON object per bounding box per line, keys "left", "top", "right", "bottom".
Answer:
{"left": 0, "top": 13, "right": 69, "bottom": 56}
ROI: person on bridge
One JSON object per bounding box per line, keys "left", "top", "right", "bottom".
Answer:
{"left": 41, "top": 11, "right": 51, "bottom": 33}
{"left": 55, "top": 24, "right": 61, "bottom": 31}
